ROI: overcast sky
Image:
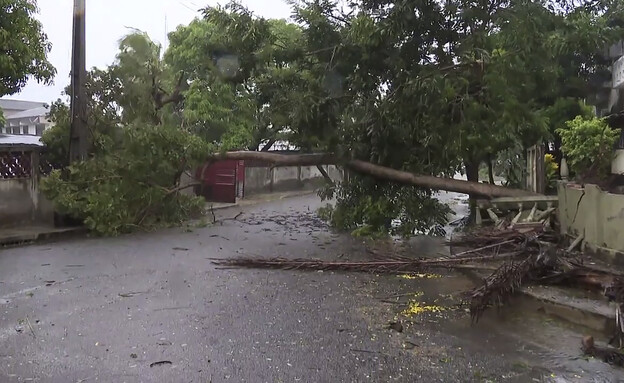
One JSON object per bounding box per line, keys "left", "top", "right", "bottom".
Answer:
{"left": 7, "top": 0, "right": 292, "bottom": 103}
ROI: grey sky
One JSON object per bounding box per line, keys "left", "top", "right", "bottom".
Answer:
{"left": 8, "top": 0, "right": 292, "bottom": 103}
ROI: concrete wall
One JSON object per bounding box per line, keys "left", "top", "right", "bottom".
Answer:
{"left": 558, "top": 182, "right": 624, "bottom": 252}
{"left": 0, "top": 150, "right": 54, "bottom": 228}
{"left": 178, "top": 171, "right": 197, "bottom": 197}
{"left": 245, "top": 165, "right": 343, "bottom": 195}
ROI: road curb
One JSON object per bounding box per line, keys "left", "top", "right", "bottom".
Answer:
{"left": 519, "top": 285, "right": 615, "bottom": 334}
{"left": 0, "top": 226, "right": 87, "bottom": 248}
{"left": 206, "top": 190, "right": 317, "bottom": 212}
{"left": 460, "top": 269, "right": 615, "bottom": 334}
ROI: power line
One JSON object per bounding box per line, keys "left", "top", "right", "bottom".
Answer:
{"left": 176, "top": 0, "right": 197, "bottom": 12}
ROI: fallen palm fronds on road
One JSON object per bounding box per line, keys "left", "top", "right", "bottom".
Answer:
{"left": 209, "top": 252, "right": 524, "bottom": 273}
{"left": 211, "top": 221, "right": 624, "bottom": 366}
{"left": 210, "top": 226, "right": 610, "bottom": 321}
{"left": 467, "top": 253, "right": 541, "bottom": 322}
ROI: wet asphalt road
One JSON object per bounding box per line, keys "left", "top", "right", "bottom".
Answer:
{"left": 1, "top": 194, "right": 624, "bottom": 383}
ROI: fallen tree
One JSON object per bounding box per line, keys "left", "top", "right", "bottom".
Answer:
{"left": 209, "top": 151, "right": 538, "bottom": 199}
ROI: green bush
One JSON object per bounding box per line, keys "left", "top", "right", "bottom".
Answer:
{"left": 556, "top": 116, "right": 619, "bottom": 179}
{"left": 42, "top": 123, "right": 211, "bottom": 235}
{"left": 544, "top": 153, "right": 559, "bottom": 192}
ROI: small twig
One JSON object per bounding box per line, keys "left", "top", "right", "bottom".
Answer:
{"left": 377, "top": 292, "right": 420, "bottom": 300}
{"left": 209, "top": 205, "right": 216, "bottom": 224}
{"left": 536, "top": 207, "right": 556, "bottom": 222}
{"left": 350, "top": 348, "right": 387, "bottom": 356}
{"left": 567, "top": 233, "right": 584, "bottom": 252}
{"left": 150, "top": 360, "right": 173, "bottom": 368}
{"left": 380, "top": 299, "right": 408, "bottom": 305}
{"left": 153, "top": 306, "right": 192, "bottom": 312}
{"left": 450, "top": 239, "right": 517, "bottom": 258}
{"left": 214, "top": 211, "right": 243, "bottom": 225}
{"left": 450, "top": 264, "right": 498, "bottom": 271}
{"left": 166, "top": 182, "right": 201, "bottom": 195}
{"left": 26, "top": 316, "right": 36, "bottom": 338}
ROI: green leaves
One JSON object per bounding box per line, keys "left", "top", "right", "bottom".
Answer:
{"left": 41, "top": 0, "right": 624, "bottom": 237}
{"left": 42, "top": 123, "right": 211, "bottom": 236}
{"left": 318, "top": 177, "right": 451, "bottom": 237}
{"left": 0, "top": 0, "right": 56, "bottom": 96}
{"left": 556, "top": 115, "right": 620, "bottom": 178}
{"left": 41, "top": 31, "right": 211, "bottom": 235}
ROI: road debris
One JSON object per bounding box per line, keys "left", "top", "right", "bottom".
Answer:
{"left": 582, "top": 335, "right": 624, "bottom": 366}
{"left": 150, "top": 360, "right": 173, "bottom": 368}
{"left": 211, "top": 213, "right": 624, "bottom": 368}
{"left": 386, "top": 321, "right": 403, "bottom": 332}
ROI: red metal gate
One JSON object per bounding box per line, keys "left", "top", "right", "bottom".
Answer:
{"left": 196, "top": 160, "right": 244, "bottom": 203}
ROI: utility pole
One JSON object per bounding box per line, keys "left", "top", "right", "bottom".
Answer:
{"left": 69, "top": 0, "right": 87, "bottom": 163}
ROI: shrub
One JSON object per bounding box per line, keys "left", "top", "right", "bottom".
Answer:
{"left": 544, "top": 153, "right": 559, "bottom": 192}
{"left": 42, "top": 123, "right": 211, "bottom": 235}
{"left": 556, "top": 116, "right": 619, "bottom": 179}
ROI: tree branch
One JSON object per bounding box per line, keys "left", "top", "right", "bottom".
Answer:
{"left": 166, "top": 182, "right": 202, "bottom": 196}
{"left": 207, "top": 151, "right": 539, "bottom": 198}
{"left": 316, "top": 165, "right": 334, "bottom": 185}
{"left": 155, "top": 72, "right": 186, "bottom": 110}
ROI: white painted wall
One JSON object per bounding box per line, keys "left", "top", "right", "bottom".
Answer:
{"left": 245, "top": 165, "right": 343, "bottom": 195}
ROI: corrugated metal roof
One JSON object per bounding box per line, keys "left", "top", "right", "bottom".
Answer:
{"left": 0, "top": 99, "right": 46, "bottom": 112}
{"left": 0, "top": 134, "right": 44, "bottom": 147}
{"left": 5, "top": 106, "right": 49, "bottom": 120}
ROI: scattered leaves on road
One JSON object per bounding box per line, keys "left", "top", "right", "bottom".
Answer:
{"left": 398, "top": 273, "right": 441, "bottom": 280}
{"left": 402, "top": 302, "right": 446, "bottom": 316}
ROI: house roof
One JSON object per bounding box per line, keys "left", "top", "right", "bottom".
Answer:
{"left": 0, "top": 134, "right": 44, "bottom": 148}
{"left": 5, "top": 106, "right": 49, "bottom": 120}
{"left": 0, "top": 99, "right": 46, "bottom": 112}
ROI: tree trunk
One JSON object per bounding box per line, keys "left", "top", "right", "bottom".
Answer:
{"left": 260, "top": 139, "right": 276, "bottom": 152}
{"left": 316, "top": 165, "right": 334, "bottom": 185}
{"left": 208, "top": 151, "right": 538, "bottom": 198}
{"left": 464, "top": 159, "right": 481, "bottom": 219}
{"left": 487, "top": 155, "right": 495, "bottom": 185}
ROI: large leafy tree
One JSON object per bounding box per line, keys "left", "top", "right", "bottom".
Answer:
{"left": 42, "top": 33, "right": 210, "bottom": 235}
{"left": 198, "top": 0, "right": 622, "bottom": 234}
{"left": 42, "top": 0, "right": 624, "bottom": 236}
{"left": 165, "top": 4, "right": 320, "bottom": 151}
{"left": 0, "top": 0, "right": 55, "bottom": 121}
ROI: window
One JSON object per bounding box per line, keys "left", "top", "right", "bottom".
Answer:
{"left": 22, "top": 125, "right": 29, "bottom": 135}
{"left": 36, "top": 124, "right": 46, "bottom": 136}
{"left": 12, "top": 126, "right": 20, "bottom": 135}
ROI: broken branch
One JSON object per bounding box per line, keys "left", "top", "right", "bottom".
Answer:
{"left": 208, "top": 151, "right": 538, "bottom": 198}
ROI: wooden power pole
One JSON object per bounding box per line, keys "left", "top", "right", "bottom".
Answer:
{"left": 69, "top": 0, "right": 87, "bottom": 163}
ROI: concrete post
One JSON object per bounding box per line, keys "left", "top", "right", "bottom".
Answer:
{"left": 560, "top": 158, "right": 569, "bottom": 181}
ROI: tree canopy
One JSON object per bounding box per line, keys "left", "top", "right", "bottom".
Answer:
{"left": 0, "top": 0, "right": 55, "bottom": 121}
{"left": 41, "top": 32, "right": 210, "bottom": 235}
{"left": 41, "top": 0, "right": 624, "bottom": 236}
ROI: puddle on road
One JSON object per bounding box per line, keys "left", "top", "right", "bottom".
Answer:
{"left": 358, "top": 233, "right": 624, "bottom": 382}
{"left": 373, "top": 267, "right": 624, "bottom": 383}
{"left": 447, "top": 297, "right": 622, "bottom": 383}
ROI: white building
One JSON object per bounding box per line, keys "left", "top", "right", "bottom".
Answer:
{"left": 606, "top": 42, "right": 624, "bottom": 175}
{"left": 0, "top": 99, "right": 53, "bottom": 136}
